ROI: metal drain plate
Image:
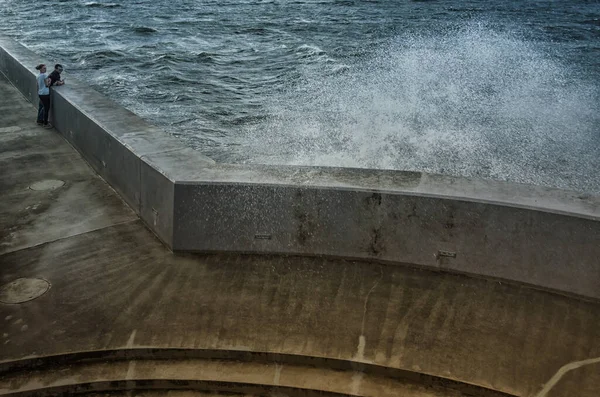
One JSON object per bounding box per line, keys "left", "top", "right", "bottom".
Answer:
{"left": 0, "top": 278, "right": 50, "bottom": 304}
{"left": 29, "top": 179, "right": 65, "bottom": 191}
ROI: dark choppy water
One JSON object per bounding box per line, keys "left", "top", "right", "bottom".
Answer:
{"left": 1, "top": 0, "right": 599, "bottom": 193}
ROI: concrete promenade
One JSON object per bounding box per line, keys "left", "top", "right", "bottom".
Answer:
{"left": 1, "top": 73, "right": 599, "bottom": 396}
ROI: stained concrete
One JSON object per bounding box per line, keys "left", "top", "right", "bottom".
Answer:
{"left": 1, "top": 64, "right": 600, "bottom": 397}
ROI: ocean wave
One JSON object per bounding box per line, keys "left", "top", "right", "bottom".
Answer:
{"left": 194, "top": 51, "right": 219, "bottom": 62}
{"left": 84, "top": 2, "right": 122, "bottom": 8}
{"left": 132, "top": 26, "right": 158, "bottom": 34}
{"left": 173, "top": 94, "right": 194, "bottom": 102}
{"left": 235, "top": 27, "right": 269, "bottom": 35}
{"left": 330, "top": 64, "right": 350, "bottom": 74}
{"left": 163, "top": 74, "right": 197, "bottom": 84}
{"left": 74, "top": 49, "right": 128, "bottom": 67}
{"left": 93, "top": 49, "right": 126, "bottom": 58}
{"left": 295, "top": 44, "right": 326, "bottom": 58}
{"left": 581, "top": 18, "right": 600, "bottom": 27}
{"left": 150, "top": 53, "right": 185, "bottom": 64}
{"left": 228, "top": 114, "right": 269, "bottom": 125}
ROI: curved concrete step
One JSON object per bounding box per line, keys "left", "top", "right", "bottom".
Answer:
{"left": 0, "top": 348, "right": 515, "bottom": 397}
{"left": 84, "top": 393, "right": 224, "bottom": 397}
{"left": 85, "top": 393, "right": 236, "bottom": 397}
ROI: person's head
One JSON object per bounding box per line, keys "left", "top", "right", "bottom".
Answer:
{"left": 54, "top": 64, "right": 63, "bottom": 73}
{"left": 35, "top": 64, "right": 47, "bottom": 73}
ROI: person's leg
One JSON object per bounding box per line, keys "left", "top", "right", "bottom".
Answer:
{"left": 40, "top": 95, "right": 50, "bottom": 125}
{"left": 37, "top": 98, "right": 44, "bottom": 124}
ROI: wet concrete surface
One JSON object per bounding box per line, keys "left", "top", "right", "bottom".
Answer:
{"left": 0, "top": 73, "right": 599, "bottom": 397}
{"left": 0, "top": 75, "right": 136, "bottom": 255}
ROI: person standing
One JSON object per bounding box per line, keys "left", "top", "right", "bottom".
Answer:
{"left": 48, "top": 64, "right": 65, "bottom": 87}
{"left": 35, "top": 64, "right": 52, "bottom": 127}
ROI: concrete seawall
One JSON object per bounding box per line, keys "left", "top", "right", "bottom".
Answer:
{"left": 1, "top": 36, "right": 598, "bottom": 300}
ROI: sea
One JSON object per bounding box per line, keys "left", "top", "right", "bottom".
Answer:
{"left": 1, "top": 0, "right": 599, "bottom": 193}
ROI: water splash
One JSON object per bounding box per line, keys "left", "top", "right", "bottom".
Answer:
{"left": 242, "top": 23, "right": 600, "bottom": 193}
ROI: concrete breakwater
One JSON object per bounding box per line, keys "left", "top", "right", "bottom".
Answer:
{"left": 1, "top": 36, "right": 598, "bottom": 301}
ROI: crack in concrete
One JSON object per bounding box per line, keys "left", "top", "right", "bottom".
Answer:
{"left": 534, "top": 356, "right": 600, "bottom": 397}
{"left": 0, "top": 219, "right": 139, "bottom": 258}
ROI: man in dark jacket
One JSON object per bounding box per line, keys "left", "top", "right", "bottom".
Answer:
{"left": 48, "top": 64, "right": 65, "bottom": 86}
